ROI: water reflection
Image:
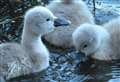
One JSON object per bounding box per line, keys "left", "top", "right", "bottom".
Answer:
{"left": 77, "top": 59, "right": 120, "bottom": 82}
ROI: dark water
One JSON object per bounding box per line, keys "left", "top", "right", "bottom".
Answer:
{"left": 79, "top": 59, "right": 120, "bottom": 82}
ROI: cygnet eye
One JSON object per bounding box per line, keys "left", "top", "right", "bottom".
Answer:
{"left": 46, "top": 18, "right": 50, "bottom": 21}
{"left": 81, "top": 43, "right": 88, "bottom": 50}
{"left": 83, "top": 44, "right": 88, "bottom": 49}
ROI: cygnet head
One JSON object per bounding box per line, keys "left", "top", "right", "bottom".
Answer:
{"left": 72, "top": 23, "right": 102, "bottom": 56}
{"left": 24, "top": 6, "right": 70, "bottom": 36}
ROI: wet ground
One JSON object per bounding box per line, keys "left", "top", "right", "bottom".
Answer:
{"left": 7, "top": 50, "right": 120, "bottom": 82}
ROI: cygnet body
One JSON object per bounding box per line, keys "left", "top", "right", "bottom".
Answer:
{"left": 0, "top": 6, "right": 70, "bottom": 81}
{"left": 72, "top": 17, "right": 120, "bottom": 61}
{"left": 44, "top": 0, "right": 94, "bottom": 49}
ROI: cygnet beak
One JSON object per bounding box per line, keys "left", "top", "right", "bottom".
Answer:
{"left": 76, "top": 50, "right": 93, "bottom": 59}
{"left": 75, "top": 51, "right": 86, "bottom": 57}
{"left": 54, "top": 17, "right": 71, "bottom": 27}
{"left": 75, "top": 50, "right": 90, "bottom": 62}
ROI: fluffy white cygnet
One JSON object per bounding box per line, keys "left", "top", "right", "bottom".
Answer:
{"left": 44, "top": 0, "right": 94, "bottom": 49}
{"left": 72, "top": 19, "right": 120, "bottom": 61}
{"left": 0, "top": 6, "right": 70, "bottom": 81}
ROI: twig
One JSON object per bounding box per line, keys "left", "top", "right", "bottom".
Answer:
{"left": 93, "top": 0, "right": 96, "bottom": 17}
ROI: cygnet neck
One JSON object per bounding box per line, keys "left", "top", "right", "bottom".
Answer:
{"left": 21, "top": 24, "right": 42, "bottom": 47}
{"left": 21, "top": 23, "right": 49, "bottom": 72}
